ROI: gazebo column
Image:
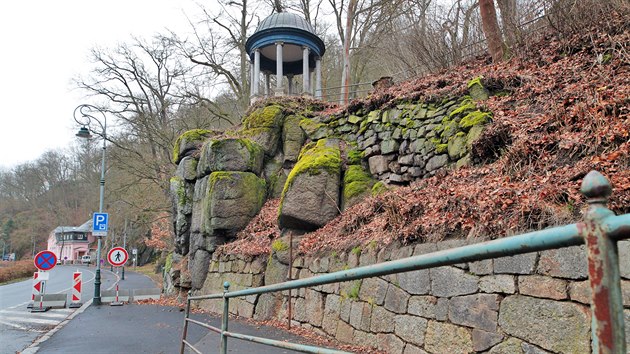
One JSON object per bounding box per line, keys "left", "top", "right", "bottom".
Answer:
{"left": 302, "top": 46, "right": 310, "bottom": 94}
{"left": 249, "top": 61, "right": 255, "bottom": 97}
{"left": 275, "top": 42, "right": 284, "bottom": 96}
{"left": 287, "top": 74, "right": 294, "bottom": 95}
{"left": 253, "top": 49, "right": 261, "bottom": 97}
{"left": 315, "top": 58, "right": 322, "bottom": 99}
{"left": 264, "top": 72, "right": 271, "bottom": 97}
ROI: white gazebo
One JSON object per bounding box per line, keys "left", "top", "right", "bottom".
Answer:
{"left": 245, "top": 12, "right": 326, "bottom": 100}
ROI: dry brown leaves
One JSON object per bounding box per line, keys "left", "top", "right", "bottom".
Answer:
{"left": 222, "top": 18, "right": 630, "bottom": 257}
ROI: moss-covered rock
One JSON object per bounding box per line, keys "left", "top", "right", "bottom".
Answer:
{"left": 342, "top": 165, "right": 375, "bottom": 210}
{"left": 197, "top": 138, "right": 264, "bottom": 177}
{"left": 299, "top": 118, "right": 328, "bottom": 140}
{"left": 279, "top": 139, "right": 341, "bottom": 230}
{"left": 447, "top": 134, "right": 467, "bottom": 160}
{"left": 460, "top": 111, "right": 492, "bottom": 130}
{"left": 173, "top": 129, "right": 215, "bottom": 164}
{"left": 468, "top": 76, "right": 489, "bottom": 101}
{"left": 347, "top": 149, "right": 364, "bottom": 165}
{"left": 283, "top": 115, "right": 306, "bottom": 163}
{"left": 175, "top": 156, "right": 198, "bottom": 181}
{"left": 202, "top": 171, "right": 266, "bottom": 235}
{"left": 243, "top": 105, "right": 284, "bottom": 129}
{"left": 241, "top": 105, "right": 284, "bottom": 156}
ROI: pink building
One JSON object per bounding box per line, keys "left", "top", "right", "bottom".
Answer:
{"left": 47, "top": 220, "right": 96, "bottom": 262}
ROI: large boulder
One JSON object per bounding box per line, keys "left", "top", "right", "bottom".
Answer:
{"left": 173, "top": 129, "right": 217, "bottom": 164}
{"left": 241, "top": 105, "right": 284, "bottom": 156}
{"left": 279, "top": 139, "right": 341, "bottom": 230}
{"left": 202, "top": 171, "right": 266, "bottom": 234}
{"left": 282, "top": 114, "right": 306, "bottom": 163}
{"left": 196, "top": 138, "right": 264, "bottom": 178}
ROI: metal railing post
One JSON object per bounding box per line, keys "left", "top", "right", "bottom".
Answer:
{"left": 220, "top": 281, "right": 230, "bottom": 354}
{"left": 580, "top": 171, "right": 627, "bottom": 353}
{"left": 180, "top": 292, "right": 191, "bottom": 354}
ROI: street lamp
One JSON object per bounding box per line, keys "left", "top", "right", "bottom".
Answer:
{"left": 73, "top": 104, "right": 107, "bottom": 306}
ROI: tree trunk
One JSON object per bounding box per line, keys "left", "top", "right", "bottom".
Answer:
{"left": 479, "top": 0, "right": 504, "bottom": 62}
{"left": 340, "top": 0, "right": 357, "bottom": 105}
{"left": 496, "top": 0, "right": 518, "bottom": 52}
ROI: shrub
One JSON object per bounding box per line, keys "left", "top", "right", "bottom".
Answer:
{"left": 0, "top": 260, "right": 37, "bottom": 284}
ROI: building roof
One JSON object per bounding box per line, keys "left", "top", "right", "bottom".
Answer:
{"left": 53, "top": 220, "right": 92, "bottom": 233}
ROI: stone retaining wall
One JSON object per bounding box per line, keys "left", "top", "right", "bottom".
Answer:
{"left": 192, "top": 239, "right": 630, "bottom": 353}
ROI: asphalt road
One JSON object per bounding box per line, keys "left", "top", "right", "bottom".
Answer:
{"left": 0, "top": 264, "right": 118, "bottom": 354}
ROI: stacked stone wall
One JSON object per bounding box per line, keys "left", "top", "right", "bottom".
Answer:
{"left": 303, "top": 95, "right": 490, "bottom": 184}
{"left": 194, "top": 239, "right": 630, "bottom": 353}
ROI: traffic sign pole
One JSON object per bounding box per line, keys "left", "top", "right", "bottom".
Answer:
{"left": 92, "top": 212, "right": 108, "bottom": 306}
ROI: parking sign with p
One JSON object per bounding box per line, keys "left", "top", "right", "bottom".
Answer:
{"left": 93, "top": 212, "right": 109, "bottom": 237}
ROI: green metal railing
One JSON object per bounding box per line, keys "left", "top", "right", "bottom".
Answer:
{"left": 180, "top": 170, "right": 629, "bottom": 354}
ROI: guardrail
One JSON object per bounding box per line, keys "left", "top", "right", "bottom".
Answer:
{"left": 180, "top": 170, "right": 629, "bottom": 354}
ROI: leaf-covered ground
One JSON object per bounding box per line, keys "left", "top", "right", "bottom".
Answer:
{"left": 218, "top": 15, "right": 629, "bottom": 257}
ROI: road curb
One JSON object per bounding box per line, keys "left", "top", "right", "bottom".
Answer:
{"left": 22, "top": 297, "right": 93, "bottom": 353}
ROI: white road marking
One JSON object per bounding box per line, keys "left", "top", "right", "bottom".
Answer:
{"left": 0, "top": 319, "right": 45, "bottom": 332}
{"left": 0, "top": 310, "right": 69, "bottom": 319}
{"left": 0, "top": 315, "right": 61, "bottom": 325}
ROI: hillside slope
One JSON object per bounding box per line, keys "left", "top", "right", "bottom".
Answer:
{"left": 219, "top": 16, "right": 629, "bottom": 257}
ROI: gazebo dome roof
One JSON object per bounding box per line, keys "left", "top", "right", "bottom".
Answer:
{"left": 246, "top": 12, "right": 326, "bottom": 59}
{"left": 256, "top": 12, "right": 316, "bottom": 34}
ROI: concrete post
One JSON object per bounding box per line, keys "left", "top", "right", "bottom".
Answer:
{"left": 249, "top": 61, "right": 255, "bottom": 97}
{"left": 264, "top": 72, "right": 270, "bottom": 96}
{"left": 253, "top": 49, "right": 261, "bottom": 97}
{"left": 287, "top": 75, "right": 294, "bottom": 95}
{"left": 302, "top": 46, "right": 310, "bottom": 94}
{"left": 315, "top": 58, "right": 322, "bottom": 99}
{"left": 275, "top": 42, "right": 284, "bottom": 96}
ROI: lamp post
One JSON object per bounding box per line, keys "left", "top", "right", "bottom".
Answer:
{"left": 74, "top": 104, "right": 107, "bottom": 306}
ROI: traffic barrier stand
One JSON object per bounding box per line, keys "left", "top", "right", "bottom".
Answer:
{"left": 27, "top": 272, "right": 40, "bottom": 309}
{"left": 110, "top": 281, "right": 124, "bottom": 306}
{"left": 31, "top": 273, "right": 49, "bottom": 312}
{"left": 69, "top": 271, "right": 82, "bottom": 308}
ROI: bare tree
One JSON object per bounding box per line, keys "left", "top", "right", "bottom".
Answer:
{"left": 170, "top": 0, "right": 263, "bottom": 117}
{"left": 479, "top": 0, "right": 505, "bottom": 62}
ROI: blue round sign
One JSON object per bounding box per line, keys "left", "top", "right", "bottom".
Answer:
{"left": 34, "top": 250, "right": 57, "bottom": 271}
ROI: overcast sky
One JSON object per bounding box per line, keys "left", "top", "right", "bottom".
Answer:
{"left": 0, "top": 0, "right": 201, "bottom": 169}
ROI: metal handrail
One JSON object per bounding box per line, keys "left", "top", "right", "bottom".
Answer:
{"left": 180, "top": 170, "right": 629, "bottom": 353}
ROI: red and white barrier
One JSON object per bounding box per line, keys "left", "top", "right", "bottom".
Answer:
{"left": 31, "top": 272, "right": 41, "bottom": 302}
{"left": 69, "top": 271, "right": 82, "bottom": 308}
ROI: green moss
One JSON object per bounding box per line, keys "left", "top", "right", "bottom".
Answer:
{"left": 602, "top": 53, "right": 612, "bottom": 64}
{"left": 435, "top": 144, "right": 448, "bottom": 154}
{"left": 467, "top": 76, "right": 484, "bottom": 89}
{"left": 281, "top": 139, "right": 341, "bottom": 199}
{"left": 171, "top": 176, "right": 190, "bottom": 207}
{"left": 272, "top": 239, "right": 289, "bottom": 252}
{"left": 172, "top": 129, "right": 213, "bottom": 163}
{"left": 348, "top": 280, "right": 361, "bottom": 300}
{"left": 460, "top": 111, "right": 492, "bottom": 129}
{"left": 343, "top": 165, "right": 373, "bottom": 200}
{"left": 164, "top": 252, "right": 173, "bottom": 274}
{"left": 299, "top": 118, "right": 327, "bottom": 137}
{"left": 371, "top": 181, "right": 388, "bottom": 196}
{"left": 208, "top": 171, "right": 266, "bottom": 209}
{"left": 243, "top": 105, "right": 283, "bottom": 129}
{"left": 351, "top": 246, "right": 362, "bottom": 256}
{"left": 347, "top": 149, "right": 364, "bottom": 165}
{"left": 449, "top": 100, "right": 476, "bottom": 118}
